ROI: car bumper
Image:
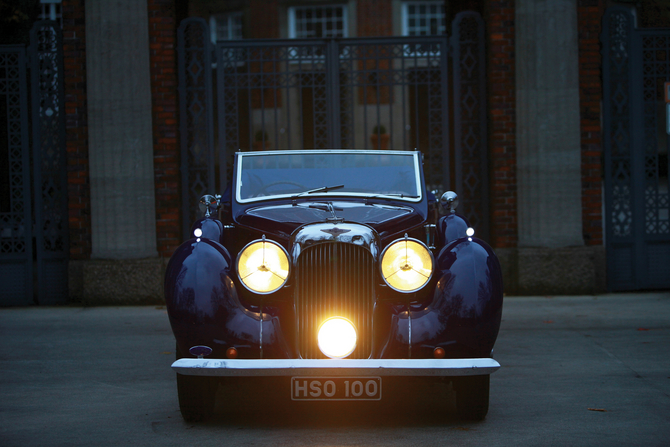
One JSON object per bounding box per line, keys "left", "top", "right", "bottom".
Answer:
{"left": 172, "top": 358, "right": 500, "bottom": 377}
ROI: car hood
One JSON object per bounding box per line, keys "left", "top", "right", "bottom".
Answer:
{"left": 235, "top": 201, "right": 424, "bottom": 238}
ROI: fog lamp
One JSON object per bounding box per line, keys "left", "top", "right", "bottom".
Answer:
{"left": 237, "top": 237, "right": 290, "bottom": 294}
{"left": 317, "top": 317, "right": 357, "bottom": 359}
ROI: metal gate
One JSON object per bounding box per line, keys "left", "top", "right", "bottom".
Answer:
{"left": 602, "top": 7, "right": 670, "bottom": 290}
{"left": 178, "top": 12, "right": 488, "bottom": 241}
{"left": 0, "top": 21, "right": 69, "bottom": 306}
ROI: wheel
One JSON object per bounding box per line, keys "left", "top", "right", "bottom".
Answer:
{"left": 175, "top": 344, "right": 217, "bottom": 422}
{"left": 452, "top": 374, "right": 490, "bottom": 421}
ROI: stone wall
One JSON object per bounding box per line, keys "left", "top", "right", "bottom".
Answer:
{"left": 504, "top": 0, "right": 606, "bottom": 295}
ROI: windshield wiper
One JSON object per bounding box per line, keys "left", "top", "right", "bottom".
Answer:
{"left": 366, "top": 193, "right": 420, "bottom": 199}
{"left": 292, "top": 184, "right": 345, "bottom": 199}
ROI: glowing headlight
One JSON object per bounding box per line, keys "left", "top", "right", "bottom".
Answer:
{"left": 236, "top": 238, "right": 290, "bottom": 294}
{"left": 318, "top": 317, "right": 357, "bottom": 359}
{"left": 380, "top": 236, "right": 433, "bottom": 293}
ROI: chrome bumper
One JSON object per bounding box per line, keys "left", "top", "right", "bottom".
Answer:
{"left": 172, "top": 358, "right": 500, "bottom": 377}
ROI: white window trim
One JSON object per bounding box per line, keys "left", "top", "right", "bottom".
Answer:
{"left": 401, "top": 1, "right": 445, "bottom": 37}
{"left": 39, "top": 0, "right": 62, "bottom": 25}
{"left": 288, "top": 4, "right": 349, "bottom": 39}
{"left": 401, "top": 2, "right": 409, "bottom": 36}
{"left": 400, "top": 1, "right": 445, "bottom": 59}
{"left": 209, "top": 11, "right": 244, "bottom": 43}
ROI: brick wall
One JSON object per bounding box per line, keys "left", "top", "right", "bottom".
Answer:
{"left": 578, "top": 0, "right": 604, "bottom": 247}
{"left": 148, "top": 0, "right": 181, "bottom": 258}
{"left": 357, "top": 0, "right": 392, "bottom": 36}
{"left": 485, "top": 0, "right": 517, "bottom": 249}
{"left": 248, "top": 0, "right": 279, "bottom": 38}
{"left": 62, "top": 0, "right": 91, "bottom": 260}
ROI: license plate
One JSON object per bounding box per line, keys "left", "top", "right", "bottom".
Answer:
{"left": 291, "top": 377, "right": 382, "bottom": 401}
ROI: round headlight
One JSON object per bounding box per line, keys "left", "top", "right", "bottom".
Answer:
{"left": 236, "top": 238, "right": 290, "bottom": 294}
{"left": 380, "top": 236, "right": 433, "bottom": 293}
{"left": 318, "top": 317, "right": 357, "bottom": 359}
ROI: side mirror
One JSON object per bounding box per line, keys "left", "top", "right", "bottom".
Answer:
{"left": 198, "top": 194, "right": 221, "bottom": 217}
{"left": 440, "top": 191, "right": 459, "bottom": 214}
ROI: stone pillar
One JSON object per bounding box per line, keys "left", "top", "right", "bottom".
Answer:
{"left": 516, "top": 0, "right": 583, "bottom": 249}
{"left": 514, "top": 0, "right": 605, "bottom": 294}
{"left": 85, "top": 0, "right": 157, "bottom": 259}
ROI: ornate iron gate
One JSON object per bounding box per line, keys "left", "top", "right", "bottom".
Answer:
{"left": 0, "top": 20, "right": 68, "bottom": 306}
{"left": 0, "top": 45, "right": 33, "bottom": 306}
{"left": 602, "top": 7, "right": 670, "bottom": 290}
{"left": 178, "top": 12, "right": 488, "bottom": 240}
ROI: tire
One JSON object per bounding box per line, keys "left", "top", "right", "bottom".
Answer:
{"left": 452, "top": 374, "right": 490, "bottom": 421}
{"left": 175, "top": 344, "right": 217, "bottom": 422}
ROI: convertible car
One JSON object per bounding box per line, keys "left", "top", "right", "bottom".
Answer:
{"left": 165, "top": 149, "right": 503, "bottom": 422}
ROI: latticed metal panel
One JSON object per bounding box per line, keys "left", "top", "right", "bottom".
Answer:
{"left": 640, "top": 32, "right": 670, "bottom": 237}
{"left": 602, "top": 7, "right": 637, "bottom": 291}
{"left": 178, "top": 14, "right": 490, "bottom": 239}
{"left": 602, "top": 6, "right": 670, "bottom": 291}
{"left": 30, "top": 20, "right": 69, "bottom": 304}
{"left": 638, "top": 28, "right": 670, "bottom": 288}
{"left": 215, "top": 39, "right": 331, "bottom": 189}
{"left": 0, "top": 46, "right": 33, "bottom": 306}
{"left": 178, "top": 18, "right": 215, "bottom": 239}
{"left": 452, "top": 11, "right": 488, "bottom": 241}
{"left": 337, "top": 36, "right": 450, "bottom": 194}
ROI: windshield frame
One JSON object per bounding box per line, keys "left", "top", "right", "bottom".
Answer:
{"left": 234, "top": 150, "right": 424, "bottom": 204}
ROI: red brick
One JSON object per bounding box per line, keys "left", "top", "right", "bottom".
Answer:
{"left": 578, "top": 0, "right": 605, "bottom": 247}
{"left": 62, "top": 0, "right": 92, "bottom": 260}
{"left": 148, "top": 0, "right": 182, "bottom": 258}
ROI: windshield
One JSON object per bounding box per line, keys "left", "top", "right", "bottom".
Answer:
{"left": 236, "top": 150, "right": 422, "bottom": 203}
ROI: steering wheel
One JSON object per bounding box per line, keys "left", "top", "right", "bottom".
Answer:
{"left": 254, "top": 181, "right": 306, "bottom": 197}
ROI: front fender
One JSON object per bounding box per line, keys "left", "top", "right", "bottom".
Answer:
{"left": 164, "top": 237, "right": 292, "bottom": 359}
{"left": 410, "top": 237, "right": 503, "bottom": 358}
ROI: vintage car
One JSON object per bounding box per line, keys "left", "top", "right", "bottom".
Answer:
{"left": 165, "top": 149, "right": 503, "bottom": 422}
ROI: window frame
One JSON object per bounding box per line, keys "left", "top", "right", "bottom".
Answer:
{"left": 288, "top": 4, "right": 349, "bottom": 39}
{"left": 400, "top": 1, "right": 446, "bottom": 37}
{"left": 209, "top": 11, "right": 244, "bottom": 43}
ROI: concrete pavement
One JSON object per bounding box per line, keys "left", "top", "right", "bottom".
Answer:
{"left": 0, "top": 292, "right": 669, "bottom": 446}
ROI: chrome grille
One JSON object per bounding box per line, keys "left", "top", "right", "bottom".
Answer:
{"left": 295, "top": 243, "right": 375, "bottom": 359}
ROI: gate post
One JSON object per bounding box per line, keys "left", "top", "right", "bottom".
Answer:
{"left": 178, "top": 18, "right": 215, "bottom": 239}
{"left": 601, "top": 7, "right": 636, "bottom": 291}
{"left": 451, "top": 11, "right": 489, "bottom": 240}
{"left": 30, "top": 20, "right": 69, "bottom": 304}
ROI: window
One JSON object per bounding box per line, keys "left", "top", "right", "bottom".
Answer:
{"left": 288, "top": 5, "right": 348, "bottom": 39}
{"left": 402, "top": 1, "right": 445, "bottom": 36}
{"left": 210, "top": 11, "right": 243, "bottom": 43}
{"left": 38, "top": 0, "right": 62, "bottom": 26}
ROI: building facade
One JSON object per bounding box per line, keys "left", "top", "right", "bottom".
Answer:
{"left": 2, "top": 0, "right": 669, "bottom": 304}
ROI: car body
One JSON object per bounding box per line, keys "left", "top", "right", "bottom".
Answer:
{"left": 165, "top": 150, "right": 503, "bottom": 421}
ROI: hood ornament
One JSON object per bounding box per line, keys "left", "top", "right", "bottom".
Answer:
{"left": 308, "top": 201, "right": 344, "bottom": 223}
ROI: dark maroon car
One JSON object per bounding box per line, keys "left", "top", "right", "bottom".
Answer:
{"left": 165, "top": 150, "right": 503, "bottom": 422}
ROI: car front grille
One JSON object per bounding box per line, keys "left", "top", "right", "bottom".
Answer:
{"left": 294, "top": 242, "right": 375, "bottom": 359}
